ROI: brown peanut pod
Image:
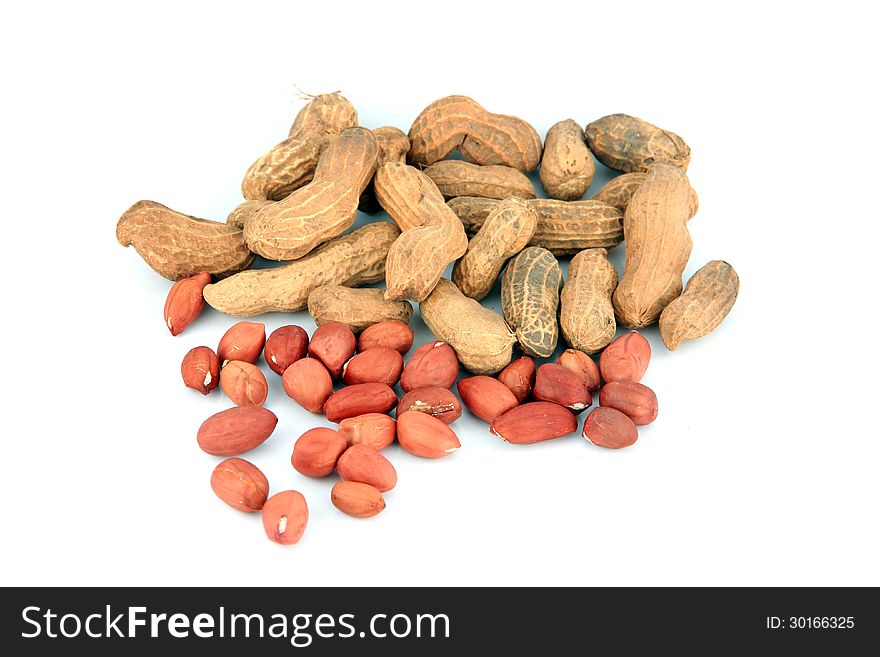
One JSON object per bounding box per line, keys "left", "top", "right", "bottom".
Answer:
{"left": 359, "top": 126, "right": 411, "bottom": 214}
{"left": 374, "top": 162, "right": 468, "bottom": 301}
{"left": 659, "top": 260, "right": 739, "bottom": 351}
{"left": 116, "top": 201, "right": 254, "bottom": 281}
{"left": 539, "top": 119, "right": 595, "bottom": 200}
{"left": 592, "top": 172, "right": 699, "bottom": 219}
{"left": 424, "top": 161, "right": 535, "bottom": 200}
{"left": 408, "top": 95, "right": 542, "bottom": 172}
{"left": 501, "top": 247, "right": 562, "bottom": 359}
{"left": 451, "top": 197, "right": 537, "bottom": 300}
{"left": 585, "top": 114, "right": 691, "bottom": 173}
{"left": 613, "top": 163, "right": 693, "bottom": 327}
{"left": 241, "top": 92, "right": 358, "bottom": 201}
{"left": 226, "top": 199, "right": 274, "bottom": 230}
{"left": 560, "top": 248, "right": 618, "bottom": 354}
{"left": 447, "top": 197, "right": 623, "bottom": 254}
{"left": 307, "top": 286, "right": 413, "bottom": 333}
{"left": 421, "top": 278, "right": 516, "bottom": 375}
{"left": 244, "top": 128, "right": 379, "bottom": 260}
{"left": 203, "top": 222, "right": 399, "bottom": 316}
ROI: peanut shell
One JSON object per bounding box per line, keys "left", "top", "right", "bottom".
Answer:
{"left": 501, "top": 247, "right": 562, "bottom": 358}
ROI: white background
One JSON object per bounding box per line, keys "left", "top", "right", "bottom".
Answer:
{"left": 1, "top": 1, "right": 878, "bottom": 587}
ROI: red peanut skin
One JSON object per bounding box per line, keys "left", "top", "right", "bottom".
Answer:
{"left": 490, "top": 402, "right": 577, "bottom": 444}
{"left": 281, "top": 358, "right": 333, "bottom": 413}
{"left": 181, "top": 346, "right": 220, "bottom": 395}
{"left": 210, "top": 458, "right": 269, "bottom": 511}
{"left": 164, "top": 271, "right": 210, "bottom": 336}
{"left": 331, "top": 481, "right": 386, "bottom": 518}
{"left": 582, "top": 407, "right": 638, "bottom": 449}
{"left": 308, "top": 321, "right": 356, "bottom": 380}
{"left": 599, "top": 381, "right": 658, "bottom": 425}
{"left": 497, "top": 356, "right": 536, "bottom": 402}
{"left": 557, "top": 349, "right": 602, "bottom": 392}
{"left": 599, "top": 332, "right": 651, "bottom": 383}
{"left": 338, "top": 413, "right": 397, "bottom": 451}
{"left": 197, "top": 406, "right": 278, "bottom": 456}
{"left": 396, "top": 386, "right": 462, "bottom": 424}
{"left": 343, "top": 347, "right": 404, "bottom": 386}
{"left": 396, "top": 411, "right": 461, "bottom": 458}
{"left": 291, "top": 427, "right": 348, "bottom": 477}
{"left": 218, "top": 321, "right": 266, "bottom": 365}
{"left": 336, "top": 444, "right": 398, "bottom": 491}
{"left": 323, "top": 383, "right": 398, "bottom": 422}
{"left": 357, "top": 320, "right": 414, "bottom": 355}
{"left": 265, "top": 325, "right": 309, "bottom": 375}
{"left": 219, "top": 360, "right": 268, "bottom": 406}
{"left": 533, "top": 363, "right": 592, "bottom": 412}
{"left": 400, "top": 341, "right": 459, "bottom": 391}
{"left": 262, "top": 491, "right": 308, "bottom": 545}
{"left": 457, "top": 376, "right": 519, "bottom": 422}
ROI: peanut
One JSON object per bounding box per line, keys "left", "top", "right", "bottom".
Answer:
{"left": 582, "top": 407, "right": 638, "bottom": 449}
{"left": 264, "top": 325, "right": 309, "bottom": 375}
{"left": 343, "top": 347, "right": 404, "bottom": 387}
{"left": 164, "top": 272, "right": 211, "bottom": 335}
{"left": 424, "top": 160, "right": 535, "bottom": 200}
{"left": 397, "top": 387, "right": 462, "bottom": 424}
{"left": 659, "top": 260, "right": 739, "bottom": 351}
{"left": 613, "top": 163, "right": 693, "bottom": 327}
{"left": 447, "top": 197, "right": 623, "bottom": 254}
{"left": 539, "top": 119, "right": 595, "bottom": 200}
{"left": 374, "top": 162, "right": 468, "bottom": 301}
{"left": 197, "top": 406, "right": 278, "bottom": 456}
{"left": 451, "top": 197, "right": 537, "bottom": 300}
{"left": 217, "top": 321, "right": 266, "bottom": 366}
{"left": 399, "top": 341, "right": 459, "bottom": 391}
{"left": 181, "top": 346, "right": 220, "bottom": 395}
{"left": 456, "top": 376, "right": 519, "bottom": 423}
{"left": 336, "top": 444, "right": 397, "bottom": 492}
{"left": 533, "top": 363, "right": 591, "bottom": 412}
{"left": 497, "top": 356, "right": 536, "bottom": 403}
{"left": 210, "top": 458, "right": 269, "bottom": 512}
{"left": 281, "top": 358, "right": 333, "bottom": 413}
{"left": 331, "top": 481, "right": 385, "bottom": 518}
{"left": 408, "top": 95, "right": 542, "bottom": 172}
{"left": 593, "top": 172, "right": 699, "bottom": 219}
{"left": 262, "top": 490, "right": 309, "bottom": 545}
{"left": 357, "top": 320, "right": 414, "bottom": 355}
{"left": 244, "top": 127, "right": 379, "bottom": 260}
{"left": 501, "top": 247, "right": 562, "bottom": 358}
{"left": 585, "top": 114, "right": 691, "bottom": 172}
{"left": 338, "top": 413, "right": 397, "bottom": 451}
{"left": 490, "top": 402, "right": 577, "bottom": 444}
{"left": 599, "top": 332, "right": 651, "bottom": 383}
{"left": 420, "top": 279, "right": 516, "bottom": 375}
{"left": 560, "top": 248, "right": 618, "bottom": 354}
{"left": 291, "top": 427, "right": 348, "bottom": 478}
{"left": 359, "top": 126, "right": 410, "bottom": 213}
{"left": 556, "top": 349, "right": 601, "bottom": 393}
{"left": 308, "top": 321, "right": 356, "bottom": 380}
{"left": 116, "top": 201, "right": 254, "bottom": 281}
{"left": 599, "top": 381, "right": 658, "bottom": 426}
{"left": 219, "top": 360, "right": 269, "bottom": 406}
{"left": 226, "top": 199, "right": 273, "bottom": 230}
{"left": 307, "top": 286, "right": 413, "bottom": 333}
{"left": 242, "top": 92, "right": 357, "bottom": 201}
{"left": 203, "top": 222, "right": 399, "bottom": 316}
{"left": 396, "top": 411, "right": 460, "bottom": 458}
{"left": 323, "top": 383, "right": 398, "bottom": 422}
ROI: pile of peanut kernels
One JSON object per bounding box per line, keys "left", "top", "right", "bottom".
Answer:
{"left": 119, "top": 93, "right": 739, "bottom": 545}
